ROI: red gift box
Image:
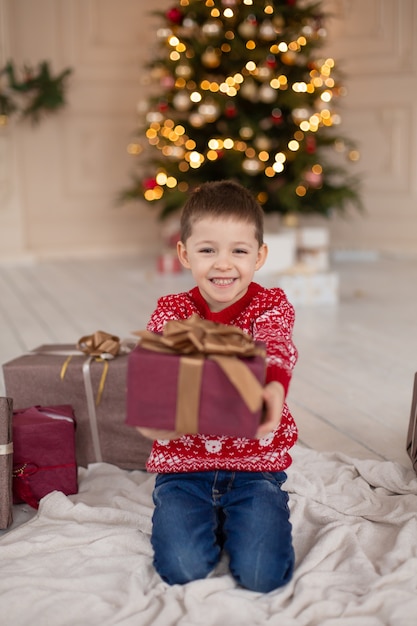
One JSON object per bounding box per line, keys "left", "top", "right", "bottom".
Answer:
{"left": 126, "top": 316, "right": 266, "bottom": 438}
{"left": 12, "top": 405, "right": 78, "bottom": 509}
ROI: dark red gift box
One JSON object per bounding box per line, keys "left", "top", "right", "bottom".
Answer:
{"left": 126, "top": 316, "right": 266, "bottom": 439}
{"left": 13, "top": 405, "right": 78, "bottom": 509}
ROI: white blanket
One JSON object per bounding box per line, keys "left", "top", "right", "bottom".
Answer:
{"left": 1, "top": 446, "right": 416, "bottom": 626}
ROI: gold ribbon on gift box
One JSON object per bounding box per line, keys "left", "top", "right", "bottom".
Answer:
{"left": 76, "top": 330, "right": 122, "bottom": 404}
{"left": 31, "top": 332, "right": 135, "bottom": 464}
{"left": 135, "top": 314, "right": 266, "bottom": 435}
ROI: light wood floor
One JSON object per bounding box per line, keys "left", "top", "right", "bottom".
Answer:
{"left": 0, "top": 254, "right": 415, "bottom": 469}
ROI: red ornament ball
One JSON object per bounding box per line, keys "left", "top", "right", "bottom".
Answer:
{"left": 166, "top": 7, "right": 183, "bottom": 25}
{"left": 305, "top": 136, "right": 317, "bottom": 154}
{"left": 158, "top": 99, "right": 169, "bottom": 112}
{"left": 143, "top": 178, "right": 158, "bottom": 190}
{"left": 271, "top": 108, "right": 283, "bottom": 124}
{"left": 225, "top": 103, "right": 237, "bottom": 118}
{"left": 266, "top": 54, "right": 277, "bottom": 68}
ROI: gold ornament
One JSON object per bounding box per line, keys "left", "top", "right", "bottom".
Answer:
{"left": 240, "top": 126, "right": 254, "bottom": 139}
{"left": 238, "top": 19, "right": 257, "bottom": 39}
{"left": 198, "top": 99, "right": 221, "bottom": 122}
{"left": 240, "top": 79, "right": 258, "bottom": 101}
{"left": 202, "top": 20, "right": 223, "bottom": 37}
{"left": 175, "top": 64, "right": 193, "bottom": 79}
{"left": 179, "top": 17, "right": 198, "bottom": 36}
{"left": 146, "top": 111, "right": 164, "bottom": 123}
{"left": 157, "top": 27, "right": 173, "bottom": 40}
{"left": 173, "top": 91, "right": 192, "bottom": 111}
{"left": 292, "top": 107, "right": 311, "bottom": 123}
{"left": 189, "top": 112, "right": 205, "bottom": 127}
{"left": 202, "top": 47, "right": 221, "bottom": 68}
{"left": 273, "top": 15, "right": 285, "bottom": 33}
{"left": 254, "top": 135, "right": 271, "bottom": 151}
{"left": 259, "top": 20, "right": 276, "bottom": 41}
{"left": 259, "top": 84, "right": 277, "bottom": 103}
{"left": 242, "top": 158, "right": 263, "bottom": 174}
{"left": 258, "top": 66, "right": 272, "bottom": 82}
{"left": 281, "top": 51, "right": 297, "bottom": 65}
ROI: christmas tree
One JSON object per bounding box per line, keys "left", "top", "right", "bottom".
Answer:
{"left": 122, "top": 0, "right": 361, "bottom": 221}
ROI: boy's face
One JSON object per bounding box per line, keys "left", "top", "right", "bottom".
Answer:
{"left": 177, "top": 217, "right": 267, "bottom": 312}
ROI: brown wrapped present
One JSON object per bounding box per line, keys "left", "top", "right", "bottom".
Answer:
{"left": 3, "top": 332, "right": 152, "bottom": 470}
{"left": 0, "top": 397, "right": 13, "bottom": 529}
{"left": 126, "top": 315, "right": 266, "bottom": 438}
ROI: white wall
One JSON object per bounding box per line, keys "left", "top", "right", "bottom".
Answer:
{"left": 0, "top": 0, "right": 416, "bottom": 261}
{"left": 323, "top": 0, "right": 417, "bottom": 256}
{"left": 0, "top": 0, "right": 169, "bottom": 261}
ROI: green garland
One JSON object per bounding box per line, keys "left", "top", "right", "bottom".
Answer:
{"left": 0, "top": 60, "right": 72, "bottom": 125}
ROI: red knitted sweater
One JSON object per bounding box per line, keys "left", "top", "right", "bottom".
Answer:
{"left": 145, "top": 282, "right": 298, "bottom": 473}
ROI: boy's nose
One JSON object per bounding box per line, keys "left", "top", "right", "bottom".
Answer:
{"left": 214, "top": 254, "right": 232, "bottom": 270}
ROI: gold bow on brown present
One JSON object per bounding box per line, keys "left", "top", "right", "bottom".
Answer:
{"left": 77, "top": 331, "right": 121, "bottom": 358}
{"left": 134, "top": 315, "right": 266, "bottom": 435}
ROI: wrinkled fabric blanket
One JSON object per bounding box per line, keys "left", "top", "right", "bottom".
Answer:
{"left": 1, "top": 446, "right": 416, "bottom": 626}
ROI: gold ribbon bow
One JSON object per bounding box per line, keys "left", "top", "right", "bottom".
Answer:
{"left": 77, "top": 330, "right": 121, "bottom": 358}
{"left": 135, "top": 315, "right": 266, "bottom": 434}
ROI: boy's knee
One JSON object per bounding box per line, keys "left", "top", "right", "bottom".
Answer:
{"left": 230, "top": 550, "right": 294, "bottom": 593}
{"left": 233, "top": 564, "right": 293, "bottom": 593}
{"left": 153, "top": 547, "right": 214, "bottom": 585}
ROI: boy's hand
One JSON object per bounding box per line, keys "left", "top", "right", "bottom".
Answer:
{"left": 256, "top": 381, "right": 285, "bottom": 438}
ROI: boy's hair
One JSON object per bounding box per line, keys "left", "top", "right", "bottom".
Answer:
{"left": 180, "top": 180, "right": 264, "bottom": 246}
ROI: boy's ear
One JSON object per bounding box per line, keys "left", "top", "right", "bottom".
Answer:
{"left": 177, "top": 241, "right": 191, "bottom": 269}
{"left": 255, "top": 243, "right": 268, "bottom": 271}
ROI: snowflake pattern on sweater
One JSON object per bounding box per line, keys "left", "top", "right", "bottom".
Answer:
{"left": 145, "top": 282, "right": 298, "bottom": 474}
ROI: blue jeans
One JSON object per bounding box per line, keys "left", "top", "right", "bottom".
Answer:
{"left": 151, "top": 470, "right": 294, "bottom": 593}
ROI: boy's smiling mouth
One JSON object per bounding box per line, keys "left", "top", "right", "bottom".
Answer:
{"left": 210, "top": 278, "right": 236, "bottom": 286}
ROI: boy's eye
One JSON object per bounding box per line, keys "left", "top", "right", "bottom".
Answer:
{"left": 199, "top": 247, "right": 214, "bottom": 254}
{"left": 234, "top": 248, "right": 248, "bottom": 254}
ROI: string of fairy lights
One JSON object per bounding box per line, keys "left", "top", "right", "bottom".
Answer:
{"left": 128, "top": 0, "right": 359, "bottom": 208}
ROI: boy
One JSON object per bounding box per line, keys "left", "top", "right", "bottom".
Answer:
{"left": 141, "top": 180, "right": 298, "bottom": 593}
